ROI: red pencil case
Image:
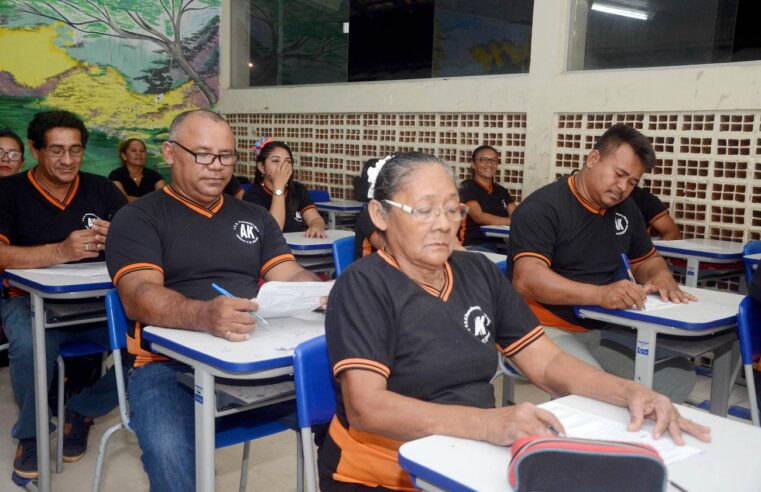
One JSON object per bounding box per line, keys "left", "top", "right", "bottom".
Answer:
{"left": 508, "top": 436, "right": 667, "bottom": 492}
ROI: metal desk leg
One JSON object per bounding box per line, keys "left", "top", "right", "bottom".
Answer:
{"left": 709, "top": 340, "right": 737, "bottom": 417}
{"left": 328, "top": 212, "right": 336, "bottom": 230}
{"left": 685, "top": 258, "right": 699, "bottom": 288}
{"left": 634, "top": 328, "right": 657, "bottom": 389}
{"left": 195, "top": 369, "right": 216, "bottom": 492}
{"left": 31, "top": 294, "right": 51, "bottom": 492}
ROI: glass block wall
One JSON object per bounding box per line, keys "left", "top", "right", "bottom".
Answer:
{"left": 225, "top": 112, "right": 527, "bottom": 202}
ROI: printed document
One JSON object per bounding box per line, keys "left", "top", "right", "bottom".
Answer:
{"left": 540, "top": 401, "right": 701, "bottom": 465}
{"left": 255, "top": 281, "right": 333, "bottom": 319}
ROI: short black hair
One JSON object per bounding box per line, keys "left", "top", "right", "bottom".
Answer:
{"left": 0, "top": 128, "right": 24, "bottom": 156}
{"left": 470, "top": 145, "right": 498, "bottom": 162}
{"left": 27, "top": 110, "right": 88, "bottom": 150}
{"left": 593, "top": 123, "right": 655, "bottom": 171}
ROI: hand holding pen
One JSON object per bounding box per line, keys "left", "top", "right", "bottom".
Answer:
{"left": 596, "top": 254, "right": 647, "bottom": 310}
{"left": 210, "top": 283, "right": 268, "bottom": 342}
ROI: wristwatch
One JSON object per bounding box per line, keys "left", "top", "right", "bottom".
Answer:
{"left": 273, "top": 188, "right": 284, "bottom": 197}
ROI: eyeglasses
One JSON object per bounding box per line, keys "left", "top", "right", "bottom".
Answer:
{"left": 169, "top": 140, "right": 239, "bottom": 166}
{"left": 0, "top": 149, "right": 23, "bottom": 161}
{"left": 477, "top": 157, "right": 499, "bottom": 166}
{"left": 41, "top": 145, "right": 84, "bottom": 158}
{"left": 383, "top": 199, "right": 469, "bottom": 223}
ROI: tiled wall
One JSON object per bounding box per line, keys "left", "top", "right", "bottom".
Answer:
{"left": 225, "top": 112, "right": 527, "bottom": 202}
{"left": 554, "top": 112, "right": 761, "bottom": 244}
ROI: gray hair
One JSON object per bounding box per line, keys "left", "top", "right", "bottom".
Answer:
{"left": 169, "top": 110, "right": 228, "bottom": 139}
{"left": 373, "top": 152, "right": 453, "bottom": 202}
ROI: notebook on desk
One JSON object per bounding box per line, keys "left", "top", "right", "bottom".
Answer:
{"left": 177, "top": 372, "right": 295, "bottom": 412}
{"left": 45, "top": 299, "right": 107, "bottom": 324}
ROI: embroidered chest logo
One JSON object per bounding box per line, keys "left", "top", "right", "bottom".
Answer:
{"left": 463, "top": 306, "right": 491, "bottom": 343}
{"left": 233, "top": 221, "right": 260, "bottom": 244}
{"left": 614, "top": 212, "right": 629, "bottom": 236}
{"left": 294, "top": 210, "right": 304, "bottom": 223}
{"left": 82, "top": 213, "right": 101, "bottom": 229}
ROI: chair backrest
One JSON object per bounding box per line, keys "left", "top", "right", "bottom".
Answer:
{"left": 738, "top": 296, "right": 761, "bottom": 366}
{"left": 743, "top": 240, "right": 761, "bottom": 285}
{"left": 308, "top": 189, "right": 330, "bottom": 203}
{"left": 496, "top": 260, "right": 507, "bottom": 276}
{"left": 332, "top": 236, "right": 355, "bottom": 277}
{"left": 105, "top": 289, "right": 132, "bottom": 428}
{"left": 293, "top": 335, "right": 336, "bottom": 429}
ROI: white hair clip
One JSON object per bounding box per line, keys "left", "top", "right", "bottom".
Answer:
{"left": 366, "top": 154, "right": 394, "bottom": 200}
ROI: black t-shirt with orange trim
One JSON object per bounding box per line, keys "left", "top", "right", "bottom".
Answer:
{"left": 629, "top": 186, "right": 668, "bottom": 234}
{"left": 352, "top": 205, "right": 379, "bottom": 260}
{"left": 242, "top": 180, "right": 316, "bottom": 233}
{"left": 319, "top": 250, "right": 542, "bottom": 491}
{"left": 509, "top": 176, "right": 655, "bottom": 331}
{"left": 0, "top": 169, "right": 126, "bottom": 253}
{"left": 105, "top": 185, "right": 295, "bottom": 367}
{"left": 108, "top": 165, "right": 164, "bottom": 198}
{"left": 458, "top": 178, "right": 514, "bottom": 245}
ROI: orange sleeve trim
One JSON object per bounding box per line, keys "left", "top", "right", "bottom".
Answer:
{"left": 514, "top": 251, "right": 551, "bottom": 267}
{"left": 112, "top": 263, "right": 164, "bottom": 285}
{"left": 526, "top": 298, "right": 588, "bottom": 332}
{"left": 648, "top": 210, "right": 668, "bottom": 225}
{"left": 630, "top": 247, "right": 657, "bottom": 264}
{"left": 333, "top": 358, "right": 390, "bottom": 379}
{"left": 502, "top": 325, "right": 545, "bottom": 357}
{"left": 0, "top": 234, "right": 9, "bottom": 245}
{"left": 260, "top": 253, "right": 296, "bottom": 276}
{"left": 301, "top": 204, "right": 317, "bottom": 214}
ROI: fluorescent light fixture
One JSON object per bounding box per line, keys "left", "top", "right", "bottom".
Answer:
{"left": 591, "top": 2, "right": 651, "bottom": 21}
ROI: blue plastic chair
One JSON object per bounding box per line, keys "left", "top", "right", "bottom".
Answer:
{"left": 55, "top": 341, "right": 109, "bottom": 473}
{"left": 743, "top": 240, "right": 761, "bottom": 287}
{"left": 94, "top": 290, "right": 302, "bottom": 492}
{"left": 738, "top": 296, "right": 761, "bottom": 426}
{"left": 308, "top": 189, "right": 330, "bottom": 203}
{"left": 332, "top": 236, "right": 355, "bottom": 277}
{"left": 294, "top": 336, "right": 337, "bottom": 492}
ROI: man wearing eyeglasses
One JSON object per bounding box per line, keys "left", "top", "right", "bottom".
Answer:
{"left": 105, "top": 109, "right": 323, "bottom": 491}
{"left": 0, "top": 111, "right": 127, "bottom": 479}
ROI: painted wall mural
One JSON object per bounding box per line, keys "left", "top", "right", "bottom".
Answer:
{"left": 0, "top": 0, "right": 220, "bottom": 178}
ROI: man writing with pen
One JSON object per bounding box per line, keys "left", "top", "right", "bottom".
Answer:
{"left": 510, "top": 124, "right": 696, "bottom": 403}
{"left": 105, "top": 109, "right": 323, "bottom": 492}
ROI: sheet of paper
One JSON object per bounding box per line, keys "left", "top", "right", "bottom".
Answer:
{"left": 254, "top": 281, "right": 333, "bottom": 319}
{"left": 16, "top": 263, "right": 109, "bottom": 278}
{"left": 539, "top": 401, "right": 700, "bottom": 465}
{"left": 642, "top": 295, "right": 678, "bottom": 311}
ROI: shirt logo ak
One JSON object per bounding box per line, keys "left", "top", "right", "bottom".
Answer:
{"left": 614, "top": 212, "right": 629, "bottom": 236}
{"left": 233, "top": 221, "right": 260, "bottom": 244}
{"left": 463, "top": 306, "right": 491, "bottom": 343}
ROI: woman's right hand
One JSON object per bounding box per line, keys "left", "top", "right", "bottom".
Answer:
{"left": 478, "top": 402, "right": 565, "bottom": 446}
{"left": 271, "top": 161, "right": 292, "bottom": 191}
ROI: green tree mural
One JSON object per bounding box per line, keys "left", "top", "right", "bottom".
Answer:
{"left": 16, "top": 0, "right": 219, "bottom": 105}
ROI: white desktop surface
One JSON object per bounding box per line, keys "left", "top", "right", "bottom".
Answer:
{"left": 399, "top": 395, "right": 761, "bottom": 492}
{"left": 284, "top": 229, "right": 354, "bottom": 256}
{"left": 314, "top": 199, "right": 364, "bottom": 212}
{"left": 480, "top": 225, "right": 510, "bottom": 238}
{"left": 654, "top": 238, "right": 744, "bottom": 259}
{"left": 142, "top": 312, "right": 325, "bottom": 492}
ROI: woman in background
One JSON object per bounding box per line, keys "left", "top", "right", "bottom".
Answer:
{"left": 243, "top": 138, "right": 327, "bottom": 238}
{"left": 458, "top": 145, "right": 515, "bottom": 249}
{"left": 109, "top": 138, "right": 165, "bottom": 202}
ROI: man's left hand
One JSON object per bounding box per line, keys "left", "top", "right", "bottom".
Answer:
{"left": 642, "top": 269, "right": 696, "bottom": 303}
{"left": 626, "top": 384, "right": 711, "bottom": 445}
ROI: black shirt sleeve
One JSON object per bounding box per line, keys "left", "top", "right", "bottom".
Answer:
{"left": 106, "top": 203, "right": 165, "bottom": 282}
{"left": 630, "top": 186, "right": 667, "bottom": 225}
{"left": 326, "top": 267, "right": 395, "bottom": 379}
{"left": 292, "top": 181, "right": 316, "bottom": 214}
{"left": 624, "top": 201, "right": 656, "bottom": 263}
{"left": 509, "top": 197, "right": 558, "bottom": 265}
{"left": 353, "top": 206, "right": 378, "bottom": 259}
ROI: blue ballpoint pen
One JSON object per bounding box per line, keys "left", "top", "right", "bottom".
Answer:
{"left": 211, "top": 283, "right": 269, "bottom": 326}
{"left": 619, "top": 253, "right": 637, "bottom": 284}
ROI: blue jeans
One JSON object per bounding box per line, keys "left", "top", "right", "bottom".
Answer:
{"left": 2, "top": 295, "right": 119, "bottom": 440}
{"left": 128, "top": 361, "right": 195, "bottom": 492}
